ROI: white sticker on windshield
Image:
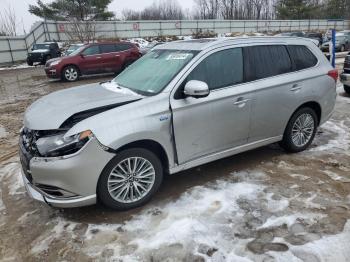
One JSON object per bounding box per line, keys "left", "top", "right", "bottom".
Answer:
{"left": 166, "top": 53, "right": 191, "bottom": 60}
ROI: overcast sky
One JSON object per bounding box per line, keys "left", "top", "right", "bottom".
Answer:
{"left": 4, "top": 0, "right": 195, "bottom": 35}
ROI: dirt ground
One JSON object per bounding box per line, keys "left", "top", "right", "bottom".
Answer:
{"left": 0, "top": 66, "right": 350, "bottom": 261}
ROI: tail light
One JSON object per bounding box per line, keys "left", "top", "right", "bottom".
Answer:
{"left": 327, "top": 69, "right": 338, "bottom": 82}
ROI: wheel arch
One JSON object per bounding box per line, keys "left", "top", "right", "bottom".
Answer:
{"left": 290, "top": 101, "right": 322, "bottom": 127}
{"left": 114, "top": 139, "right": 170, "bottom": 174}
{"left": 61, "top": 64, "right": 81, "bottom": 77}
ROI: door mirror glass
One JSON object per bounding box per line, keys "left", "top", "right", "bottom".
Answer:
{"left": 184, "top": 80, "right": 209, "bottom": 98}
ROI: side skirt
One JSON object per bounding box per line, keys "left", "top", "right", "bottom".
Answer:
{"left": 168, "top": 136, "right": 282, "bottom": 174}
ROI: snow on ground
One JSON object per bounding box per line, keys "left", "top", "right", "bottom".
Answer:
{"left": 311, "top": 118, "right": 350, "bottom": 155}
{"left": 0, "top": 63, "right": 34, "bottom": 71}
{"left": 22, "top": 169, "right": 347, "bottom": 261}
{"left": 0, "top": 125, "right": 8, "bottom": 138}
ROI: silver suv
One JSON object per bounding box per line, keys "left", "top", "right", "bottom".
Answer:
{"left": 20, "top": 37, "right": 337, "bottom": 210}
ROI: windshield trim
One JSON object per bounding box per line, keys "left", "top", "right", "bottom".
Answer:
{"left": 113, "top": 49, "right": 199, "bottom": 96}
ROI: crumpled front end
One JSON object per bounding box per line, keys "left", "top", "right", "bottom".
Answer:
{"left": 19, "top": 128, "right": 115, "bottom": 208}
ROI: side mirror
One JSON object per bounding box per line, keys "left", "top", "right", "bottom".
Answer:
{"left": 184, "top": 80, "right": 210, "bottom": 98}
{"left": 80, "top": 53, "right": 85, "bottom": 58}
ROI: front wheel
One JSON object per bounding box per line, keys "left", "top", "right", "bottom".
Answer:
{"left": 344, "top": 85, "right": 350, "bottom": 94}
{"left": 62, "top": 65, "right": 79, "bottom": 82}
{"left": 280, "top": 107, "right": 318, "bottom": 153}
{"left": 97, "top": 148, "right": 163, "bottom": 210}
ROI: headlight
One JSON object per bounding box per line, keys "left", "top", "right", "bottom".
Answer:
{"left": 35, "top": 130, "right": 92, "bottom": 157}
{"left": 50, "top": 60, "right": 61, "bottom": 66}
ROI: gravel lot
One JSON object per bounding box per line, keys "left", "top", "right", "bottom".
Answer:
{"left": 0, "top": 67, "right": 350, "bottom": 261}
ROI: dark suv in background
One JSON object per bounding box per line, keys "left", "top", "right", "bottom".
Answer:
{"left": 27, "top": 42, "right": 61, "bottom": 65}
{"left": 45, "top": 42, "right": 141, "bottom": 81}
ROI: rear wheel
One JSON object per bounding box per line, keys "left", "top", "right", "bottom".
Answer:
{"left": 280, "top": 107, "right": 318, "bottom": 153}
{"left": 97, "top": 148, "right": 163, "bottom": 210}
{"left": 62, "top": 65, "right": 79, "bottom": 82}
{"left": 344, "top": 85, "right": 350, "bottom": 94}
{"left": 27, "top": 60, "right": 33, "bottom": 66}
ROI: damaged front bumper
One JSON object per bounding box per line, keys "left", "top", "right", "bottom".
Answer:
{"left": 19, "top": 137, "right": 115, "bottom": 208}
{"left": 21, "top": 172, "right": 97, "bottom": 208}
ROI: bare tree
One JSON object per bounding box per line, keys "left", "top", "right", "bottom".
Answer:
{"left": 123, "top": 0, "right": 184, "bottom": 20}
{"left": 65, "top": 20, "right": 96, "bottom": 42}
{"left": 220, "top": 0, "right": 236, "bottom": 19}
{"left": 122, "top": 9, "right": 140, "bottom": 20}
{"left": 0, "top": 5, "right": 18, "bottom": 36}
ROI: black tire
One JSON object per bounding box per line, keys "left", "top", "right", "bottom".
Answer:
{"left": 280, "top": 107, "right": 318, "bottom": 153}
{"left": 62, "top": 65, "right": 79, "bottom": 82}
{"left": 27, "top": 60, "right": 33, "bottom": 66}
{"left": 97, "top": 148, "right": 163, "bottom": 210}
{"left": 344, "top": 85, "right": 350, "bottom": 94}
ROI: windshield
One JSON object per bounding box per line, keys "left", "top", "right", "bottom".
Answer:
{"left": 69, "top": 46, "right": 85, "bottom": 56}
{"left": 67, "top": 45, "right": 82, "bottom": 52}
{"left": 113, "top": 49, "right": 198, "bottom": 95}
{"left": 33, "top": 44, "right": 50, "bottom": 50}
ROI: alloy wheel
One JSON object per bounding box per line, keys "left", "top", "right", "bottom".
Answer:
{"left": 107, "top": 157, "right": 156, "bottom": 203}
{"left": 291, "top": 113, "right": 315, "bottom": 147}
{"left": 65, "top": 67, "right": 78, "bottom": 81}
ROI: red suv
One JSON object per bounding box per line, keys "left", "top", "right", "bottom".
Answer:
{"left": 45, "top": 42, "right": 141, "bottom": 81}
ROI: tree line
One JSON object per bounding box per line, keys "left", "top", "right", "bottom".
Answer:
{"left": 27, "top": 0, "right": 349, "bottom": 21}
{"left": 0, "top": 0, "right": 349, "bottom": 36}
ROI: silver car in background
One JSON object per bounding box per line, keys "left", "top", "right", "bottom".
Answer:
{"left": 20, "top": 37, "right": 337, "bottom": 210}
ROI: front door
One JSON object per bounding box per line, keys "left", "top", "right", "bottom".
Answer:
{"left": 170, "top": 47, "right": 252, "bottom": 164}
{"left": 79, "top": 45, "right": 104, "bottom": 74}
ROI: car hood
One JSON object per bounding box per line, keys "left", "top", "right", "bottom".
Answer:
{"left": 24, "top": 82, "right": 143, "bottom": 130}
{"left": 30, "top": 49, "right": 50, "bottom": 53}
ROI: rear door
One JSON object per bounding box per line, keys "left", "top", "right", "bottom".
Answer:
{"left": 247, "top": 45, "right": 318, "bottom": 142}
{"left": 100, "top": 44, "right": 119, "bottom": 72}
{"left": 171, "top": 47, "right": 252, "bottom": 164}
{"left": 115, "top": 43, "right": 138, "bottom": 70}
{"left": 78, "top": 45, "right": 103, "bottom": 74}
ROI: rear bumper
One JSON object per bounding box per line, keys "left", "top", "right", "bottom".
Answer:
{"left": 340, "top": 73, "right": 350, "bottom": 86}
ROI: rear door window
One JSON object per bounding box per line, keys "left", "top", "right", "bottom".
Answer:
{"left": 287, "top": 45, "right": 318, "bottom": 71}
{"left": 82, "top": 45, "right": 100, "bottom": 56}
{"left": 186, "top": 48, "right": 243, "bottom": 90}
{"left": 100, "top": 44, "right": 117, "bottom": 53}
{"left": 116, "top": 43, "right": 132, "bottom": 52}
{"left": 243, "top": 45, "right": 292, "bottom": 81}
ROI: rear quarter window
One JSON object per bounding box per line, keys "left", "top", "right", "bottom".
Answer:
{"left": 243, "top": 45, "right": 292, "bottom": 81}
{"left": 116, "top": 43, "right": 133, "bottom": 51}
{"left": 287, "top": 45, "right": 318, "bottom": 71}
{"left": 100, "top": 44, "right": 117, "bottom": 53}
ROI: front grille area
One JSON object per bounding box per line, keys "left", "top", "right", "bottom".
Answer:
{"left": 28, "top": 53, "right": 42, "bottom": 61}
{"left": 21, "top": 128, "right": 40, "bottom": 156}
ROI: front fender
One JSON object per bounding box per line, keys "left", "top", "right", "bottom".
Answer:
{"left": 65, "top": 92, "right": 176, "bottom": 168}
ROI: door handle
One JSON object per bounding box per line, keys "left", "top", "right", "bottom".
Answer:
{"left": 115, "top": 55, "right": 120, "bottom": 57}
{"left": 290, "top": 83, "right": 302, "bottom": 91}
{"left": 234, "top": 98, "right": 250, "bottom": 107}
{"left": 96, "top": 56, "right": 102, "bottom": 59}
